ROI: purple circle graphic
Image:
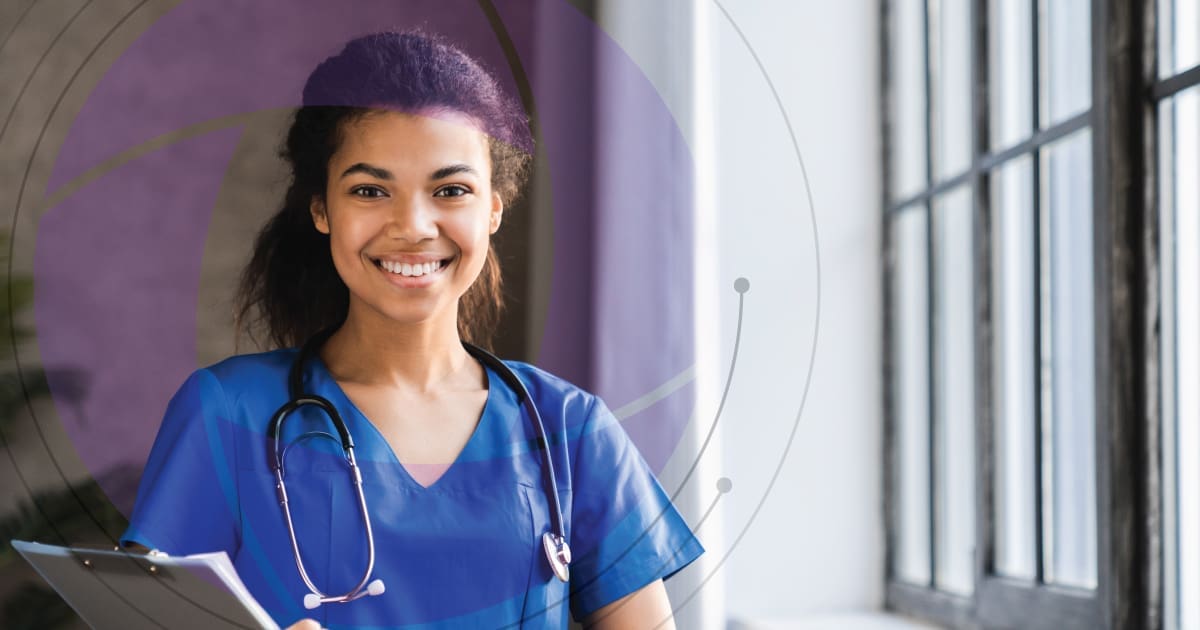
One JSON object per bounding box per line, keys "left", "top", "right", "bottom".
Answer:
{"left": 34, "top": 0, "right": 695, "bottom": 517}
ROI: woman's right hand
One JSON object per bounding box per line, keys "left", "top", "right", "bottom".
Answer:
{"left": 285, "top": 620, "right": 323, "bottom": 630}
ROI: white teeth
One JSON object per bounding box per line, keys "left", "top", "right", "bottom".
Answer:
{"left": 379, "top": 259, "right": 443, "bottom": 277}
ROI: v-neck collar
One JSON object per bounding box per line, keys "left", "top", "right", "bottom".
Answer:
{"left": 306, "top": 352, "right": 499, "bottom": 492}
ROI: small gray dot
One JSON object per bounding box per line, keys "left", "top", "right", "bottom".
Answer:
{"left": 734, "top": 277, "right": 750, "bottom": 293}
{"left": 716, "top": 477, "right": 733, "bottom": 493}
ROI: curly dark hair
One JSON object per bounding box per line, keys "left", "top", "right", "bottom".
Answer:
{"left": 235, "top": 30, "right": 533, "bottom": 350}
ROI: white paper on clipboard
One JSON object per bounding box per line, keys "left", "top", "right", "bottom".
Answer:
{"left": 11, "top": 540, "right": 280, "bottom": 630}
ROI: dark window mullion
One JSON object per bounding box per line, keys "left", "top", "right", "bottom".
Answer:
{"left": 1090, "top": 0, "right": 1112, "bottom": 619}
{"left": 971, "top": 0, "right": 992, "bottom": 599}
{"left": 880, "top": 0, "right": 896, "bottom": 593}
{"left": 1152, "top": 63, "right": 1200, "bottom": 100}
{"left": 922, "top": 0, "right": 940, "bottom": 591}
{"left": 1030, "top": 0, "right": 1048, "bottom": 588}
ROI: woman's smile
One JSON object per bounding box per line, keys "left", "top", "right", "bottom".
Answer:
{"left": 371, "top": 255, "right": 456, "bottom": 288}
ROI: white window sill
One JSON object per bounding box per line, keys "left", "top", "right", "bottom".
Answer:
{"left": 728, "top": 611, "right": 944, "bottom": 630}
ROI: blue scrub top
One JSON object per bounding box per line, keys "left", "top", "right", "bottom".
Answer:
{"left": 120, "top": 349, "right": 704, "bottom": 629}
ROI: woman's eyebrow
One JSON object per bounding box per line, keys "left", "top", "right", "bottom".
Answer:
{"left": 340, "top": 162, "right": 392, "bottom": 180}
{"left": 430, "top": 163, "right": 478, "bottom": 180}
{"left": 338, "top": 163, "right": 478, "bottom": 181}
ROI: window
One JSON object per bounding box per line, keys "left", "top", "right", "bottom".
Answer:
{"left": 882, "top": 0, "right": 1191, "bottom": 627}
{"left": 1159, "top": 1, "right": 1200, "bottom": 628}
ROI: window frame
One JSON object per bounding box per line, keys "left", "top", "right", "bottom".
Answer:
{"left": 879, "top": 0, "right": 1174, "bottom": 628}
{"left": 1151, "top": 2, "right": 1200, "bottom": 626}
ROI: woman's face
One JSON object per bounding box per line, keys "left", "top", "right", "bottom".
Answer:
{"left": 311, "top": 110, "right": 502, "bottom": 329}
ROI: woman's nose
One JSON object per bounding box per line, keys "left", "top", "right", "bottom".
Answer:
{"left": 385, "top": 197, "right": 438, "bottom": 241}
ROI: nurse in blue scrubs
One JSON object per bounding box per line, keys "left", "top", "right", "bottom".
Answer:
{"left": 120, "top": 30, "right": 703, "bottom": 630}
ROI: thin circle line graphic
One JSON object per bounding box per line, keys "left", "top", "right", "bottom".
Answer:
{"left": 480, "top": 0, "right": 722, "bottom": 534}
{"left": 610, "top": 365, "right": 695, "bottom": 421}
{"left": 68, "top": 559, "right": 169, "bottom": 630}
{"left": 1, "top": 0, "right": 96, "bottom": 550}
{"left": 479, "top": 0, "right": 706, "bottom": 427}
{"left": 478, "top": 6, "right": 760, "bottom": 627}
{"left": 557, "top": 283, "right": 745, "bottom": 613}
{"left": 475, "top": 0, "right": 540, "bottom": 138}
{"left": 657, "top": 1, "right": 824, "bottom": 622}
{"left": 665, "top": 285, "right": 745, "bottom": 505}
{"left": 501, "top": 280, "right": 745, "bottom": 628}
{"left": 688, "top": 490, "right": 723, "bottom": 533}
{"left": 471, "top": 8, "right": 741, "bottom": 626}
{"left": 5, "top": 0, "right": 149, "bottom": 550}
{"left": 0, "top": 2, "right": 264, "bottom": 626}
{"left": 473, "top": 13, "right": 753, "bottom": 621}
{"left": 0, "top": 0, "right": 91, "bottom": 159}
{"left": 581, "top": 510, "right": 718, "bottom": 630}
{"left": 0, "top": 0, "right": 43, "bottom": 56}
{"left": 475, "top": 0, "right": 558, "bottom": 366}
{"left": 37, "top": 110, "right": 276, "bottom": 216}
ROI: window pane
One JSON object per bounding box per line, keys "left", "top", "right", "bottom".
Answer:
{"left": 1159, "top": 0, "right": 1200, "bottom": 78}
{"left": 992, "top": 155, "right": 1037, "bottom": 580}
{"left": 989, "top": 0, "right": 1033, "bottom": 149}
{"left": 890, "top": 0, "right": 929, "bottom": 201}
{"left": 1164, "top": 86, "right": 1200, "bottom": 630}
{"left": 893, "top": 207, "right": 932, "bottom": 584}
{"left": 1040, "top": 0, "right": 1091, "bottom": 125}
{"left": 932, "top": 0, "right": 973, "bottom": 179}
{"left": 1041, "top": 129, "right": 1097, "bottom": 588}
{"left": 933, "top": 186, "right": 976, "bottom": 595}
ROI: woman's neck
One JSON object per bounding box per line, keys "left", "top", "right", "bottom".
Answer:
{"left": 318, "top": 303, "right": 473, "bottom": 394}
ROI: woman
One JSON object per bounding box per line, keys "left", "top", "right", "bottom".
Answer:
{"left": 120, "top": 30, "right": 703, "bottom": 629}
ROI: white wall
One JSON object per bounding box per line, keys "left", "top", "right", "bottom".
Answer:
{"left": 594, "top": 0, "right": 882, "bottom": 623}
{"left": 712, "top": 0, "right": 883, "bottom": 622}
{"left": 593, "top": 0, "right": 882, "bottom": 622}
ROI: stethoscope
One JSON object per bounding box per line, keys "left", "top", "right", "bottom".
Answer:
{"left": 267, "top": 328, "right": 572, "bottom": 610}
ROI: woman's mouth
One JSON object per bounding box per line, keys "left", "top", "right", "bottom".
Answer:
{"left": 371, "top": 256, "right": 453, "bottom": 287}
{"left": 374, "top": 258, "right": 449, "bottom": 277}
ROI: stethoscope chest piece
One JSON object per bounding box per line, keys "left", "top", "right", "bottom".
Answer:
{"left": 542, "top": 531, "right": 571, "bottom": 582}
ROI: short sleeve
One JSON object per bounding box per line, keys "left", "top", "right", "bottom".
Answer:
{"left": 567, "top": 397, "right": 704, "bottom": 621}
{"left": 119, "top": 369, "right": 241, "bottom": 556}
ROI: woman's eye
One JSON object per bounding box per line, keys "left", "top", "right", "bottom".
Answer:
{"left": 351, "top": 186, "right": 386, "bottom": 198}
{"left": 434, "top": 185, "right": 471, "bottom": 198}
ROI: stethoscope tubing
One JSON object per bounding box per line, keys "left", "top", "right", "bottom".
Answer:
{"left": 267, "top": 329, "right": 572, "bottom": 608}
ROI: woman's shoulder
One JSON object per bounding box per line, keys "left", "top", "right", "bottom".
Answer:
{"left": 496, "top": 359, "right": 606, "bottom": 426}
{"left": 190, "top": 347, "right": 299, "bottom": 397}
{"left": 496, "top": 359, "right": 589, "bottom": 395}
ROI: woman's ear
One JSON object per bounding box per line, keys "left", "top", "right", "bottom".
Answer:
{"left": 489, "top": 192, "right": 503, "bottom": 235}
{"left": 311, "top": 196, "right": 330, "bottom": 234}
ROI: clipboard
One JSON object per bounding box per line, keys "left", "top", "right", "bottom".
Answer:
{"left": 11, "top": 540, "right": 280, "bottom": 630}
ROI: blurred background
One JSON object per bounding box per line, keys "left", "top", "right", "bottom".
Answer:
{"left": 0, "top": 0, "right": 1195, "bottom": 629}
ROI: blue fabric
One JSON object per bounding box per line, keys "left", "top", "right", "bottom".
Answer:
{"left": 121, "top": 349, "right": 703, "bottom": 629}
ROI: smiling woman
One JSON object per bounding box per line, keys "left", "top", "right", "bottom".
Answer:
{"left": 117, "top": 30, "right": 703, "bottom": 630}
{"left": 310, "top": 111, "right": 502, "bottom": 330}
